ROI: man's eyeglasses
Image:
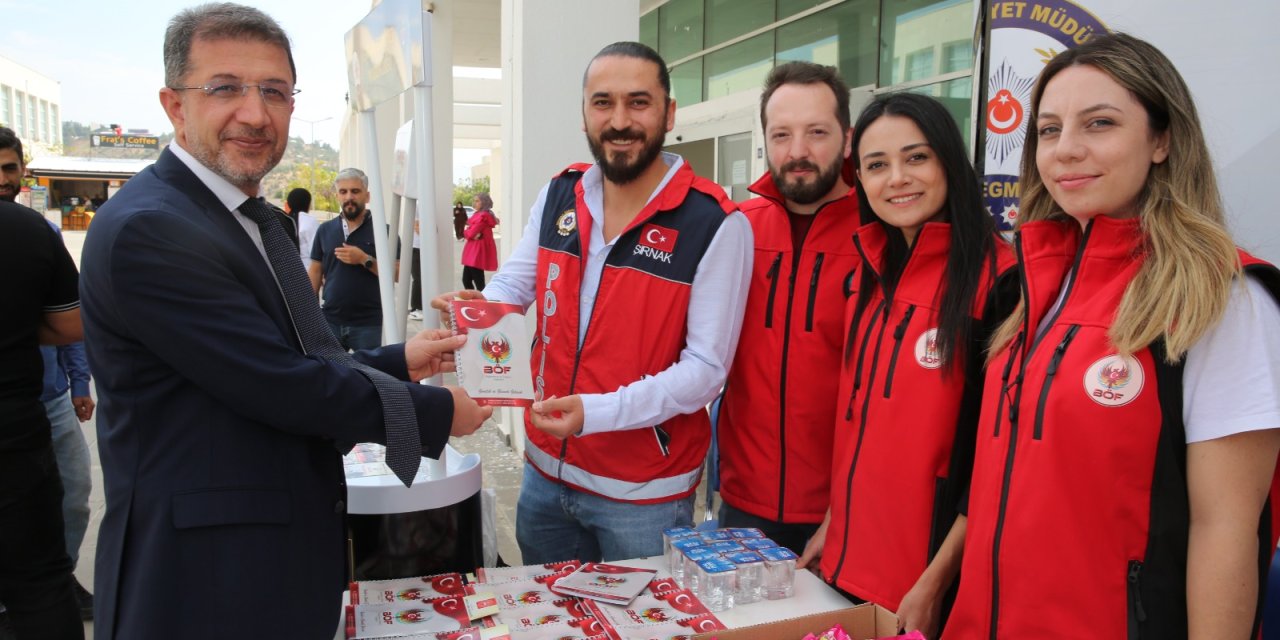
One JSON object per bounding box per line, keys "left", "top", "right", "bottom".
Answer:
{"left": 171, "top": 83, "right": 300, "bottom": 107}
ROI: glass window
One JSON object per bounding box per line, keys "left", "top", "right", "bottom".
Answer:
{"left": 28, "top": 96, "right": 35, "bottom": 139}
{"left": 705, "top": 33, "right": 773, "bottom": 101}
{"left": 706, "top": 0, "right": 774, "bottom": 47}
{"left": 907, "top": 77, "right": 973, "bottom": 148}
{"left": 778, "top": 0, "right": 830, "bottom": 19}
{"left": 14, "top": 92, "right": 24, "bottom": 136}
{"left": 40, "top": 101, "right": 48, "bottom": 143}
{"left": 717, "top": 131, "right": 754, "bottom": 201}
{"left": 881, "top": 0, "right": 973, "bottom": 86}
{"left": 776, "top": 0, "right": 879, "bottom": 87}
{"left": 905, "top": 48, "right": 934, "bottom": 82}
{"left": 942, "top": 40, "right": 972, "bottom": 74}
{"left": 640, "top": 10, "right": 659, "bottom": 52}
{"left": 51, "top": 105, "right": 59, "bottom": 144}
{"left": 0, "top": 87, "right": 9, "bottom": 127}
{"left": 671, "top": 59, "right": 704, "bottom": 107}
{"left": 658, "top": 0, "right": 703, "bottom": 62}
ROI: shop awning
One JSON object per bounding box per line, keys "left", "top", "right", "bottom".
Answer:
{"left": 27, "top": 156, "right": 155, "bottom": 181}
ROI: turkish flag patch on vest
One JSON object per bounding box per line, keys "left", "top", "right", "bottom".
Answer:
{"left": 639, "top": 224, "right": 678, "bottom": 253}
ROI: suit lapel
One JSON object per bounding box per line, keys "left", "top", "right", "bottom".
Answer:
{"left": 153, "top": 149, "right": 304, "bottom": 351}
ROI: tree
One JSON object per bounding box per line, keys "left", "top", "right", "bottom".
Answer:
{"left": 260, "top": 136, "right": 339, "bottom": 210}
{"left": 62, "top": 121, "right": 92, "bottom": 140}
{"left": 452, "top": 176, "right": 490, "bottom": 207}
{"left": 282, "top": 162, "right": 339, "bottom": 212}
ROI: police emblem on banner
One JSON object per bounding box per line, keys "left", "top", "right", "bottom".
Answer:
{"left": 984, "top": 0, "right": 1109, "bottom": 230}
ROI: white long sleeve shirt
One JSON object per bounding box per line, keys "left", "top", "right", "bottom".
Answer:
{"left": 483, "top": 153, "right": 753, "bottom": 435}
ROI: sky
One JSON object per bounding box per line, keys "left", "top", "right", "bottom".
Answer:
{"left": 2, "top": 0, "right": 368, "bottom": 144}
{"left": 1, "top": 0, "right": 489, "bottom": 181}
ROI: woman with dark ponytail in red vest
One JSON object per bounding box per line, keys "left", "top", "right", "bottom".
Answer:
{"left": 798, "top": 92, "right": 1018, "bottom": 638}
{"left": 946, "top": 33, "right": 1280, "bottom": 640}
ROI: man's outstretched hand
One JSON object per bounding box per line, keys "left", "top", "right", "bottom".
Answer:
{"left": 405, "top": 328, "right": 465, "bottom": 381}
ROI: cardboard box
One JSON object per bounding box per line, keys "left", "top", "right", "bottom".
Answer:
{"left": 694, "top": 603, "right": 899, "bottom": 640}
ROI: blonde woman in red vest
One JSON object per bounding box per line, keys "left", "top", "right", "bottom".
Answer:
{"left": 946, "top": 33, "right": 1280, "bottom": 639}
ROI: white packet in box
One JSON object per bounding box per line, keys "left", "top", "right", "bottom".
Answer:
{"left": 345, "top": 597, "right": 485, "bottom": 638}
{"left": 504, "top": 615, "right": 612, "bottom": 639}
{"left": 349, "top": 573, "right": 468, "bottom": 605}
{"left": 477, "top": 560, "right": 582, "bottom": 584}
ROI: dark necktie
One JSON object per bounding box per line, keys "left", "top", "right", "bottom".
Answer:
{"left": 239, "top": 197, "right": 422, "bottom": 486}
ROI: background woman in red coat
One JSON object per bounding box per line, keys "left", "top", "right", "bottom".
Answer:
{"left": 461, "top": 192, "right": 498, "bottom": 290}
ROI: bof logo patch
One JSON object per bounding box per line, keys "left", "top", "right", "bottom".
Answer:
{"left": 915, "top": 328, "right": 942, "bottom": 369}
{"left": 556, "top": 209, "right": 577, "bottom": 236}
{"left": 1083, "top": 354, "right": 1144, "bottom": 407}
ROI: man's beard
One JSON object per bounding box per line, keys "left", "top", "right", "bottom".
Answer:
{"left": 342, "top": 203, "right": 364, "bottom": 221}
{"left": 0, "top": 183, "right": 16, "bottom": 202}
{"left": 188, "top": 128, "right": 282, "bottom": 189}
{"left": 588, "top": 124, "right": 666, "bottom": 186}
{"left": 770, "top": 156, "right": 844, "bottom": 206}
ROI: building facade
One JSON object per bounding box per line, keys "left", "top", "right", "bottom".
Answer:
{"left": 0, "top": 54, "right": 63, "bottom": 154}
{"left": 639, "top": 0, "right": 977, "bottom": 200}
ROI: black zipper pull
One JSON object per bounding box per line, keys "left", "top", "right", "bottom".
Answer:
{"left": 767, "top": 252, "right": 782, "bottom": 279}
{"left": 1046, "top": 326, "right": 1079, "bottom": 376}
{"left": 893, "top": 305, "right": 916, "bottom": 340}
{"left": 1034, "top": 325, "right": 1080, "bottom": 440}
{"left": 992, "top": 332, "right": 1023, "bottom": 439}
{"left": 1008, "top": 372, "right": 1021, "bottom": 426}
{"left": 764, "top": 253, "right": 783, "bottom": 328}
{"left": 805, "top": 253, "right": 825, "bottom": 332}
{"left": 1128, "top": 560, "right": 1147, "bottom": 623}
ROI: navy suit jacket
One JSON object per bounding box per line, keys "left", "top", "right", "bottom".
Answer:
{"left": 80, "top": 148, "right": 455, "bottom": 639}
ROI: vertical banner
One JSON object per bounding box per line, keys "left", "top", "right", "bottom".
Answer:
{"left": 982, "top": 1, "right": 1107, "bottom": 230}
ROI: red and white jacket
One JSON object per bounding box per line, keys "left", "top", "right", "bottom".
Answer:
{"left": 718, "top": 173, "right": 863, "bottom": 524}
{"left": 524, "top": 162, "right": 736, "bottom": 504}
{"left": 821, "top": 221, "right": 1016, "bottom": 612}
{"left": 946, "top": 216, "right": 1280, "bottom": 639}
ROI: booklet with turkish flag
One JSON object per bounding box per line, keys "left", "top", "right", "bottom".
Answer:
{"left": 450, "top": 299, "right": 535, "bottom": 407}
{"left": 550, "top": 563, "right": 657, "bottom": 606}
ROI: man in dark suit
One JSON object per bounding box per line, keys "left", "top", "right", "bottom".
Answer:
{"left": 79, "top": 5, "right": 492, "bottom": 639}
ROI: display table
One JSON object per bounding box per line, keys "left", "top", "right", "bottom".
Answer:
{"left": 335, "top": 553, "right": 853, "bottom": 639}
{"left": 345, "top": 444, "right": 484, "bottom": 581}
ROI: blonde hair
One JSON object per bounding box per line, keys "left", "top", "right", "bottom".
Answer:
{"left": 990, "top": 33, "right": 1239, "bottom": 363}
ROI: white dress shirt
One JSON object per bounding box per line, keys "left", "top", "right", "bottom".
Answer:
{"left": 484, "top": 152, "right": 753, "bottom": 435}
{"left": 297, "top": 211, "right": 320, "bottom": 269}
{"left": 168, "top": 141, "right": 267, "bottom": 263}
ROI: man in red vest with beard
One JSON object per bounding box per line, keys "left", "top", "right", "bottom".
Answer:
{"left": 717, "top": 62, "right": 862, "bottom": 555}
{"left": 435, "top": 42, "right": 752, "bottom": 563}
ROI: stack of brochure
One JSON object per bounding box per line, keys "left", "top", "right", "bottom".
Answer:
{"left": 549, "top": 563, "right": 658, "bottom": 606}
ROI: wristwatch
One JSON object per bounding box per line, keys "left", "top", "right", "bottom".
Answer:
{"left": 363, "top": 257, "right": 374, "bottom": 269}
